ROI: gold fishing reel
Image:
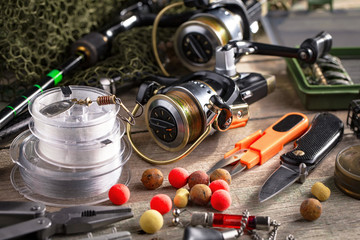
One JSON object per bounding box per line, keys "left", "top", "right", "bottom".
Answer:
{"left": 127, "top": 71, "right": 250, "bottom": 164}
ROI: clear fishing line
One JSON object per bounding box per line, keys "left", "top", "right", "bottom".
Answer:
{"left": 10, "top": 86, "right": 131, "bottom": 206}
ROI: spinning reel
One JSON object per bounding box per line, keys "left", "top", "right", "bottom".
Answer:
{"left": 152, "top": 0, "right": 262, "bottom": 75}
{"left": 127, "top": 31, "right": 333, "bottom": 165}
{"left": 127, "top": 71, "right": 271, "bottom": 164}
{"left": 173, "top": 0, "right": 261, "bottom": 72}
{"left": 99, "top": 0, "right": 262, "bottom": 94}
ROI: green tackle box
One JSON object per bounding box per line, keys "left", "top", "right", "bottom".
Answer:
{"left": 286, "top": 47, "right": 360, "bottom": 110}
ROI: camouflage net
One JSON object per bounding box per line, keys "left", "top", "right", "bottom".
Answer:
{"left": 267, "top": 0, "right": 300, "bottom": 11}
{"left": 0, "top": 0, "right": 175, "bottom": 102}
{"left": 71, "top": 26, "right": 174, "bottom": 90}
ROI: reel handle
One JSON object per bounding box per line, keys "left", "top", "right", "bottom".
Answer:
{"left": 228, "top": 31, "right": 332, "bottom": 64}
{"left": 299, "top": 31, "right": 332, "bottom": 64}
{"left": 210, "top": 95, "right": 232, "bottom": 131}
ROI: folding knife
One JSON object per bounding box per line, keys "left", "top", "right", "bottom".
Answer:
{"left": 259, "top": 112, "right": 344, "bottom": 202}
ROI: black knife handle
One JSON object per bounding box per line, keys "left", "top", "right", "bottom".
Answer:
{"left": 281, "top": 112, "right": 343, "bottom": 167}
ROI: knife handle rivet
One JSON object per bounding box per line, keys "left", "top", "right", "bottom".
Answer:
{"left": 293, "top": 150, "right": 305, "bottom": 156}
{"left": 299, "top": 163, "right": 308, "bottom": 183}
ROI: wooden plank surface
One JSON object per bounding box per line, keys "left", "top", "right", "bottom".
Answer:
{"left": 0, "top": 43, "right": 359, "bottom": 240}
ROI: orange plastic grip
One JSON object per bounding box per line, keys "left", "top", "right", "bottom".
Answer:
{"left": 240, "top": 112, "right": 309, "bottom": 168}
{"left": 229, "top": 118, "right": 249, "bottom": 129}
{"left": 223, "top": 130, "right": 262, "bottom": 159}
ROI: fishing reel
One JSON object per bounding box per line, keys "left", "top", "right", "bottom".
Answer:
{"left": 96, "top": 0, "right": 262, "bottom": 94}
{"left": 173, "top": 0, "right": 261, "bottom": 72}
{"left": 126, "top": 70, "right": 275, "bottom": 164}
{"left": 127, "top": 31, "right": 333, "bottom": 164}
{"left": 141, "top": 72, "right": 258, "bottom": 151}
{"left": 74, "top": 0, "right": 261, "bottom": 72}
{"left": 152, "top": 0, "right": 262, "bottom": 75}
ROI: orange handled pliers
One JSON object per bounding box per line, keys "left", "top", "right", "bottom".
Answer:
{"left": 207, "top": 112, "right": 309, "bottom": 176}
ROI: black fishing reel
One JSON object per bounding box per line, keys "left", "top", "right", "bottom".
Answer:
{"left": 152, "top": 0, "right": 262, "bottom": 75}
{"left": 74, "top": 0, "right": 262, "bottom": 72}
{"left": 95, "top": 0, "right": 262, "bottom": 93}
{"left": 173, "top": 0, "right": 261, "bottom": 71}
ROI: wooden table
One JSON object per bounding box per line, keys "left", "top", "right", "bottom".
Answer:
{"left": 0, "top": 37, "right": 359, "bottom": 240}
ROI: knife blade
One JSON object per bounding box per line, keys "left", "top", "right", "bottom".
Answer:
{"left": 259, "top": 112, "right": 344, "bottom": 202}
{"left": 206, "top": 149, "right": 247, "bottom": 175}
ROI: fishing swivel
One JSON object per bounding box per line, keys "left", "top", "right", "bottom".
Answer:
{"left": 40, "top": 93, "right": 136, "bottom": 126}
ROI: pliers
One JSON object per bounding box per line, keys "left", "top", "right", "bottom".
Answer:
{"left": 0, "top": 201, "right": 133, "bottom": 240}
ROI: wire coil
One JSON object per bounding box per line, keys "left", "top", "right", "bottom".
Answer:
{"left": 97, "top": 95, "right": 117, "bottom": 105}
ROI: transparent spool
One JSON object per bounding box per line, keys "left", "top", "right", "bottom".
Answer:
{"left": 29, "top": 119, "right": 125, "bottom": 168}
{"left": 10, "top": 86, "right": 131, "bottom": 206}
{"left": 29, "top": 86, "right": 119, "bottom": 142}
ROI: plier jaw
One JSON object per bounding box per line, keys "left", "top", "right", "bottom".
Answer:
{"left": 48, "top": 205, "right": 133, "bottom": 235}
{"left": 0, "top": 201, "right": 133, "bottom": 240}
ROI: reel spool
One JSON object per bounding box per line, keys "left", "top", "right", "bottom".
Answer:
{"left": 10, "top": 86, "right": 131, "bottom": 206}
{"left": 173, "top": 0, "right": 260, "bottom": 72}
{"left": 145, "top": 80, "right": 218, "bottom": 152}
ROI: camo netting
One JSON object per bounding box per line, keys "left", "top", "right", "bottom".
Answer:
{"left": 0, "top": 0, "right": 174, "bottom": 102}
{"left": 71, "top": 26, "right": 174, "bottom": 89}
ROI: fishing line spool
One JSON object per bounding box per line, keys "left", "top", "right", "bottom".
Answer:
{"left": 10, "top": 86, "right": 131, "bottom": 206}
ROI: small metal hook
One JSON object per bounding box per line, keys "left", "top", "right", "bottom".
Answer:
{"left": 133, "top": 101, "right": 144, "bottom": 118}
{"left": 115, "top": 97, "right": 136, "bottom": 126}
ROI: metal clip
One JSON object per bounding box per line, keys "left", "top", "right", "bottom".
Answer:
{"left": 114, "top": 97, "right": 136, "bottom": 126}
{"left": 172, "top": 208, "right": 192, "bottom": 228}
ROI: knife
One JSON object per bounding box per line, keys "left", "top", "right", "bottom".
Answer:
{"left": 259, "top": 112, "right": 344, "bottom": 202}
